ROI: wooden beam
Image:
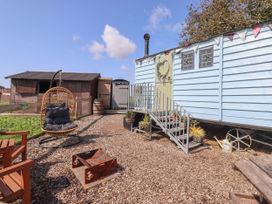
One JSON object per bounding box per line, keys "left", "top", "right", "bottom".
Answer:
{"left": 250, "top": 156, "right": 272, "bottom": 178}
{"left": 235, "top": 160, "right": 272, "bottom": 204}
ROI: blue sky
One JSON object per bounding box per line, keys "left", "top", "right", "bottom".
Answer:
{"left": 0, "top": 0, "right": 199, "bottom": 87}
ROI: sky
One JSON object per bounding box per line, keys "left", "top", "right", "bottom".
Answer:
{"left": 0, "top": 0, "right": 199, "bottom": 87}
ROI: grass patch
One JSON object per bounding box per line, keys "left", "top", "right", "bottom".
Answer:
{"left": 0, "top": 101, "right": 10, "bottom": 105}
{"left": 0, "top": 116, "right": 42, "bottom": 142}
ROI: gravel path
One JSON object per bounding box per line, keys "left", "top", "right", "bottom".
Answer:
{"left": 24, "top": 114, "right": 260, "bottom": 204}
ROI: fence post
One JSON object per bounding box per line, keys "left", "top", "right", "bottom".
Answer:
{"left": 127, "top": 85, "right": 130, "bottom": 110}
{"left": 74, "top": 96, "right": 78, "bottom": 120}
{"left": 90, "top": 96, "right": 93, "bottom": 116}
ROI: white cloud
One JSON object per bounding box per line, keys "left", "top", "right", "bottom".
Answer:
{"left": 89, "top": 25, "right": 136, "bottom": 60}
{"left": 72, "top": 34, "right": 80, "bottom": 41}
{"left": 165, "top": 23, "right": 182, "bottom": 33}
{"left": 146, "top": 5, "right": 172, "bottom": 31}
{"left": 102, "top": 25, "right": 136, "bottom": 59}
{"left": 88, "top": 41, "right": 105, "bottom": 60}
{"left": 120, "top": 65, "right": 128, "bottom": 71}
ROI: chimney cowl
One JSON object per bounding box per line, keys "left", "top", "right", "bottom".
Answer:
{"left": 144, "top": 33, "right": 150, "bottom": 57}
{"left": 144, "top": 33, "right": 150, "bottom": 40}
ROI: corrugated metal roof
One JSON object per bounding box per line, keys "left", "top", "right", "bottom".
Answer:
{"left": 5, "top": 71, "right": 100, "bottom": 81}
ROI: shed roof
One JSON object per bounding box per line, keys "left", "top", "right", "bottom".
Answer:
{"left": 6, "top": 71, "right": 100, "bottom": 82}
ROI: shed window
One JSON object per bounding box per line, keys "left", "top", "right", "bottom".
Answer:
{"left": 39, "top": 81, "right": 57, "bottom": 94}
{"left": 181, "top": 51, "right": 194, "bottom": 70}
{"left": 16, "top": 80, "right": 37, "bottom": 94}
{"left": 199, "top": 46, "right": 213, "bottom": 68}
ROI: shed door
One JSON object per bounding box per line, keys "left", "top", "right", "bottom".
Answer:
{"left": 155, "top": 52, "right": 173, "bottom": 109}
{"left": 111, "top": 83, "right": 128, "bottom": 109}
{"left": 98, "top": 79, "right": 112, "bottom": 109}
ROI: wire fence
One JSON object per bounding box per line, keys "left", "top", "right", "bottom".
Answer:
{"left": 0, "top": 96, "right": 93, "bottom": 120}
{"left": 74, "top": 96, "right": 93, "bottom": 119}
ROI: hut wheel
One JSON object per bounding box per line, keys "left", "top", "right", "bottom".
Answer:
{"left": 226, "top": 128, "right": 252, "bottom": 151}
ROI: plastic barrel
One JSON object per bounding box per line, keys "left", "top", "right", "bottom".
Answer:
{"left": 93, "top": 99, "right": 104, "bottom": 115}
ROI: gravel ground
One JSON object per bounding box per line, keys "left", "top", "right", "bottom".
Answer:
{"left": 22, "top": 114, "right": 265, "bottom": 204}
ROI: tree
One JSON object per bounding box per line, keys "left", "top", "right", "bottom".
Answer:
{"left": 180, "top": 0, "right": 272, "bottom": 45}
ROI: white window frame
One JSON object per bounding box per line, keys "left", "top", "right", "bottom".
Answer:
{"left": 181, "top": 51, "right": 194, "bottom": 70}
{"left": 199, "top": 46, "right": 214, "bottom": 68}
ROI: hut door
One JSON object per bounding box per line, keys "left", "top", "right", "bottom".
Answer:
{"left": 155, "top": 52, "right": 173, "bottom": 110}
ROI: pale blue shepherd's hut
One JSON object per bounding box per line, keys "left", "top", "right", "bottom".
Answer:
{"left": 129, "top": 23, "right": 272, "bottom": 153}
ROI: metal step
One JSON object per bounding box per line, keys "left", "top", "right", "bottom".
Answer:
{"left": 188, "top": 141, "right": 202, "bottom": 149}
{"left": 157, "top": 115, "right": 172, "bottom": 121}
{"left": 165, "top": 121, "right": 184, "bottom": 127}
{"left": 176, "top": 134, "right": 190, "bottom": 141}
{"left": 168, "top": 127, "right": 184, "bottom": 134}
{"left": 149, "top": 110, "right": 191, "bottom": 154}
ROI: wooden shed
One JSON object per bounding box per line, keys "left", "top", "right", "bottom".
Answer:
{"left": 5, "top": 71, "right": 100, "bottom": 115}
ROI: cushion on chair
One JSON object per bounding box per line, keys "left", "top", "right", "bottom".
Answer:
{"left": 43, "top": 123, "right": 77, "bottom": 131}
{"left": 45, "top": 103, "right": 69, "bottom": 119}
{"left": 43, "top": 103, "right": 76, "bottom": 131}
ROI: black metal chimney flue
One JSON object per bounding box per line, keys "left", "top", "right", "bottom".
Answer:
{"left": 144, "top": 33, "right": 150, "bottom": 57}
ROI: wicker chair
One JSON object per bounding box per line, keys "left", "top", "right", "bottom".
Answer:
{"left": 40, "top": 86, "right": 78, "bottom": 136}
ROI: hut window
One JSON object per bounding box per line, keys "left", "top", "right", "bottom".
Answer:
{"left": 199, "top": 46, "right": 213, "bottom": 68}
{"left": 181, "top": 51, "right": 194, "bottom": 70}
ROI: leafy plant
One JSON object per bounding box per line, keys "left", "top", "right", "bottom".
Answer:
{"left": 190, "top": 120, "right": 206, "bottom": 138}
{"left": 171, "top": 111, "right": 178, "bottom": 119}
{"left": 142, "top": 114, "right": 150, "bottom": 123}
{"left": 139, "top": 114, "right": 151, "bottom": 130}
{"left": 180, "top": 0, "right": 272, "bottom": 45}
{"left": 125, "top": 111, "right": 135, "bottom": 119}
{"left": 19, "top": 103, "right": 29, "bottom": 110}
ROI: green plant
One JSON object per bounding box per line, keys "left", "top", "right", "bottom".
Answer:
{"left": 190, "top": 120, "right": 206, "bottom": 139}
{"left": 143, "top": 114, "right": 150, "bottom": 123}
{"left": 139, "top": 114, "right": 151, "bottom": 130}
{"left": 19, "top": 102, "right": 29, "bottom": 110}
{"left": 180, "top": 0, "right": 272, "bottom": 46}
{"left": 125, "top": 111, "right": 135, "bottom": 119}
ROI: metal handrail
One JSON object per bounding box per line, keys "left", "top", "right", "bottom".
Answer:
{"left": 128, "top": 83, "right": 192, "bottom": 153}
